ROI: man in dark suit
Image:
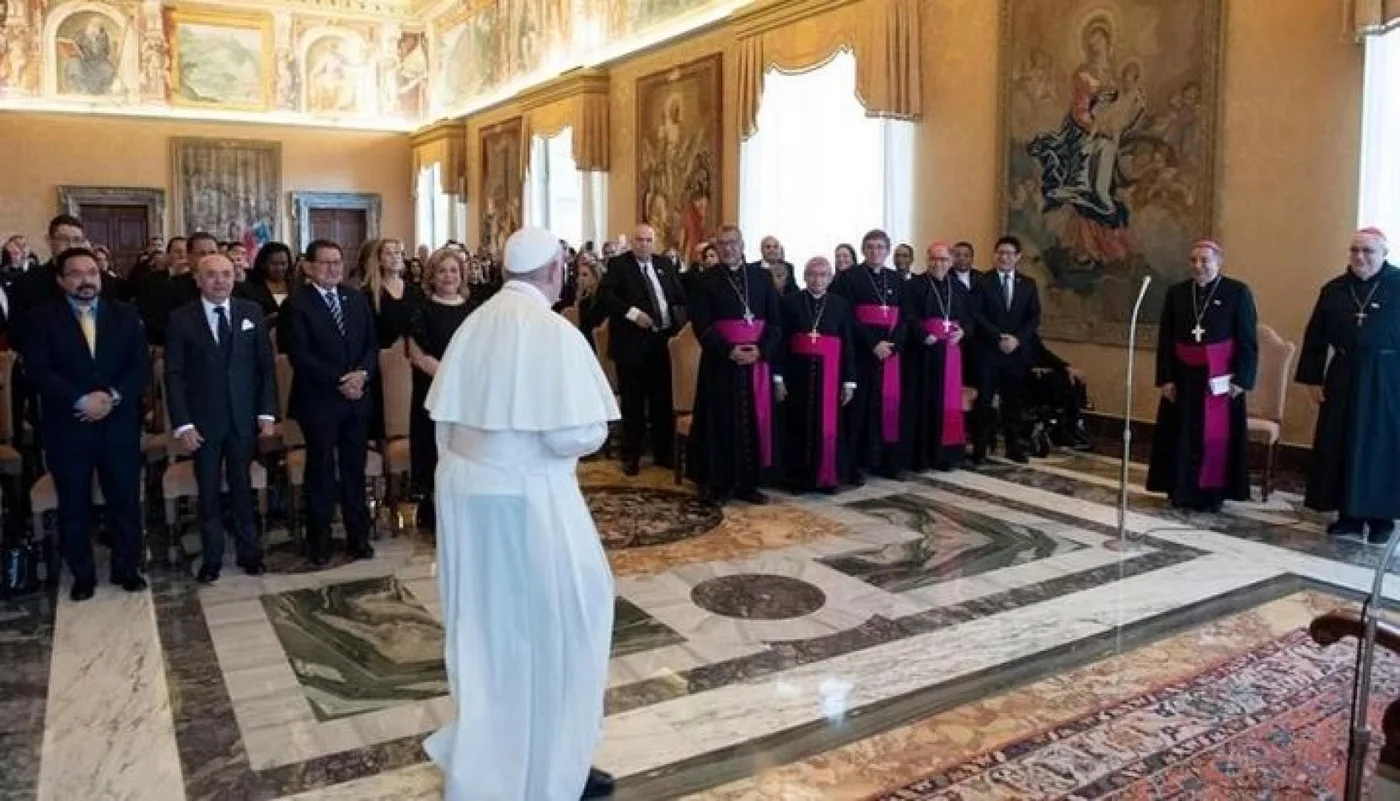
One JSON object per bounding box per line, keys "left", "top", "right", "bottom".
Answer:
{"left": 22, "top": 247, "right": 149, "bottom": 601}
{"left": 283, "top": 239, "right": 377, "bottom": 566}
{"left": 972, "top": 235, "right": 1041, "bottom": 463}
{"left": 164, "top": 253, "right": 278, "bottom": 582}
{"left": 595, "top": 223, "right": 686, "bottom": 476}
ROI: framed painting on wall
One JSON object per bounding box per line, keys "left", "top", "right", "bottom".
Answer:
{"left": 998, "top": 0, "right": 1224, "bottom": 346}
{"left": 171, "top": 137, "right": 280, "bottom": 252}
{"left": 635, "top": 53, "right": 721, "bottom": 262}
{"left": 168, "top": 8, "right": 273, "bottom": 111}
{"left": 479, "top": 117, "right": 523, "bottom": 260}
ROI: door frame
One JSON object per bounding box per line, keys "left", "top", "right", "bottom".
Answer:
{"left": 56, "top": 185, "right": 166, "bottom": 240}
{"left": 288, "top": 192, "right": 382, "bottom": 254}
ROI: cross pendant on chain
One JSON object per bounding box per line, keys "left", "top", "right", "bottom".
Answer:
{"left": 1355, "top": 310, "right": 1368, "bottom": 327}
{"left": 808, "top": 331, "right": 820, "bottom": 342}
{"left": 742, "top": 310, "right": 755, "bottom": 325}
{"left": 1190, "top": 324, "right": 1205, "bottom": 343}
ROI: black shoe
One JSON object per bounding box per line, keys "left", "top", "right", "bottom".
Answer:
{"left": 347, "top": 544, "right": 375, "bottom": 561}
{"left": 309, "top": 552, "right": 331, "bottom": 569}
{"left": 1328, "top": 517, "right": 1366, "bottom": 538}
{"left": 1368, "top": 519, "right": 1395, "bottom": 545}
{"left": 581, "top": 767, "right": 614, "bottom": 799}
{"left": 70, "top": 578, "right": 96, "bottom": 602}
{"left": 847, "top": 472, "right": 867, "bottom": 487}
{"left": 969, "top": 446, "right": 987, "bottom": 465}
{"left": 196, "top": 565, "right": 220, "bottom": 583}
{"left": 118, "top": 574, "right": 148, "bottom": 593}
{"left": 237, "top": 559, "right": 266, "bottom": 577}
{"left": 621, "top": 461, "right": 640, "bottom": 477}
{"left": 1007, "top": 450, "right": 1030, "bottom": 464}
{"left": 735, "top": 488, "right": 768, "bottom": 505}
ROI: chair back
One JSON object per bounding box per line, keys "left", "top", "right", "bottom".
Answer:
{"left": 593, "top": 320, "right": 618, "bottom": 393}
{"left": 275, "top": 354, "right": 294, "bottom": 419}
{"left": 1251, "top": 324, "right": 1297, "bottom": 423}
{"left": 667, "top": 323, "right": 701, "bottom": 415}
{"left": 0, "top": 351, "right": 15, "bottom": 442}
{"left": 378, "top": 342, "right": 413, "bottom": 440}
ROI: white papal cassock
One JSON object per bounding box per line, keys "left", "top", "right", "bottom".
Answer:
{"left": 422, "top": 272, "right": 619, "bottom": 800}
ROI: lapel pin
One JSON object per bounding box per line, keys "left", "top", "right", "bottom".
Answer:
{"left": 1372, "top": 302, "right": 1381, "bottom": 308}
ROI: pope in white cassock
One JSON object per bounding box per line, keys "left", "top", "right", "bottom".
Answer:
{"left": 423, "top": 226, "right": 621, "bottom": 800}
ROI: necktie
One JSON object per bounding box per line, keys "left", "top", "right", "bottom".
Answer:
{"left": 215, "top": 305, "right": 232, "bottom": 356}
{"left": 642, "top": 262, "right": 667, "bottom": 328}
{"left": 325, "top": 291, "right": 345, "bottom": 336}
{"left": 78, "top": 306, "right": 96, "bottom": 356}
{"left": 1003, "top": 273, "right": 1014, "bottom": 311}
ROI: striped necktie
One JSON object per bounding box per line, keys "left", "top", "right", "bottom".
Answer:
{"left": 324, "top": 290, "right": 345, "bottom": 336}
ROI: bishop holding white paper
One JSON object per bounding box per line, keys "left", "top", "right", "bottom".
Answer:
{"left": 422, "top": 226, "right": 620, "bottom": 800}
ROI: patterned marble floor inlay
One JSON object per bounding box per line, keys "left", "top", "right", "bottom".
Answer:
{"left": 691, "top": 575, "right": 828, "bottom": 620}
{"left": 587, "top": 485, "right": 725, "bottom": 549}
{"left": 261, "top": 576, "right": 448, "bottom": 721}
{"left": 613, "top": 598, "right": 688, "bottom": 658}
{"left": 823, "top": 493, "right": 1086, "bottom": 593}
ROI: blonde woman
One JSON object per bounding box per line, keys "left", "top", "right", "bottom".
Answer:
{"left": 406, "top": 248, "right": 475, "bottom": 529}
{"left": 361, "top": 238, "right": 424, "bottom": 348}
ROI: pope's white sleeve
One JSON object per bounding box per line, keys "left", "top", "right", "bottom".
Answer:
{"left": 542, "top": 422, "right": 610, "bottom": 458}
{"left": 436, "top": 422, "right": 452, "bottom": 454}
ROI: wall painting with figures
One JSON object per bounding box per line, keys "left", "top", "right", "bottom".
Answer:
{"left": 0, "top": 0, "right": 429, "bottom": 129}
{"left": 1000, "top": 0, "right": 1223, "bottom": 346}
{"left": 636, "top": 53, "right": 721, "bottom": 262}
{"left": 479, "top": 117, "right": 523, "bottom": 262}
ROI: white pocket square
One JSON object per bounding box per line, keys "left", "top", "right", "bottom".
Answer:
{"left": 240, "top": 319, "right": 256, "bottom": 331}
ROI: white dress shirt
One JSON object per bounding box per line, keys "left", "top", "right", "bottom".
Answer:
{"left": 625, "top": 259, "right": 671, "bottom": 329}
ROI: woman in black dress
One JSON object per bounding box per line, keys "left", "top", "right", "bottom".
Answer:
{"left": 574, "top": 256, "right": 605, "bottom": 349}
{"left": 364, "top": 238, "right": 425, "bottom": 442}
{"left": 407, "top": 248, "right": 475, "bottom": 529}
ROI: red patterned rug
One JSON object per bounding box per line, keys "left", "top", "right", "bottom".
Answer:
{"left": 874, "top": 629, "right": 1397, "bottom": 800}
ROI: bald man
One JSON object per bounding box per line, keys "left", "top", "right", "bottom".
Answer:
{"left": 1297, "top": 227, "right": 1400, "bottom": 543}
{"left": 1146, "top": 240, "right": 1258, "bottom": 513}
{"left": 164, "top": 253, "right": 277, "bottom": 581}
{"left": 595, "top": 223, "right": 687, "bottom": 475}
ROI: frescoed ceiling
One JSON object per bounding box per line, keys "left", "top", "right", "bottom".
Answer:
{"left": 0, "top": 0, "right": 739, "bottom": 130}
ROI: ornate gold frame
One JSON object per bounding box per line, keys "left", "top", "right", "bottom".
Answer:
{"left": 167, "top": 7, "right": 275, "bottom": 112}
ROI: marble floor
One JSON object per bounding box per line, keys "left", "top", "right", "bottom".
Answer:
{"left": 2, "top": 449, "right": 1394, "bottom": 800}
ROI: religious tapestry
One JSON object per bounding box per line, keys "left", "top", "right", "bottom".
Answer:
{"left": 479, "top": 117, "right": 523, "bottom": 259}
{"left": 171, "top": 137, "right": 280, "bottom": 252}
{"left": 999, "top": 0, "right": 1223, "bottom": 345}
{"left": 636, "top": 53, "right": 720, "bottom": 262}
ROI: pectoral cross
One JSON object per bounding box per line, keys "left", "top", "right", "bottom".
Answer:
{"left": 808, "top": 331, "right": 820, "bottom": 343}
{"left": 1190, "top": 323, "right": 1205, "bottom": 343}
{"left": 1355, "top": 310, "right": 1368, "bottom": 327}
{"left": 742, "top": 310, "right": 755, "bottom": 325}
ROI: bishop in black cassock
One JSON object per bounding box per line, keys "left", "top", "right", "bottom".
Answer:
{"left": 903, "top": 243, "right": 975, "bottom": 472}
{"left": 686, "top": 227, "right": 783, "bottom": 504}
{"left": 831, "top": 230, "right": 908, "bottom": 479}
{"left": 775, "top": 257, "right": 856, "bottom": 493}
{"left": 1297, "top": 227, "right": 1400, "bottom": 543}
{"left": 1146, "top": 240, "right": 1258, "bottom": 512}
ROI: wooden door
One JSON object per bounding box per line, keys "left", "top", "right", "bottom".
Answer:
{"left": 309, "top": 208, "right": 368, "bottom": 260}
{"left": 79, "top": 204, "right": 149, "bottom": 272}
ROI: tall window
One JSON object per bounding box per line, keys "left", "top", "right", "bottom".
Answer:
{"left": 739, "top": 50, "right": 915, "bottom": 282}
{"left": 415, "top": 162, "right": 452, "bottom": 250}
{"left": 526, "top": 128, "right": 585, "bottom": 247}
{"left": 1360, "top": 32, "right": 1400, "bottom": 236}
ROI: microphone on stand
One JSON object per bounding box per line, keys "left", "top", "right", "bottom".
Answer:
{"left": 1118, "top": 276, "right": 1153, "bottom": 544}
{"left": 1345, "top": 534, "right": 1400, "bottom": 800}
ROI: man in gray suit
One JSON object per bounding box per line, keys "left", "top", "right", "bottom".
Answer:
{"left": 164, "top": 253, "right": 278, "bottom": 582}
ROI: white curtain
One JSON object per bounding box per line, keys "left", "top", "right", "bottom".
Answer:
{"left": 739, "top": 50, "right": 915, "bottom": 284}
{"left": 1360, "top": 31, "right": 1400, "bottom": 238}
{"left": 581, "top": 171, "right": 609, "bottom": 248}
{"left": 415, "top": 163, "right": 451, "bottom": 249}
{"left": 525, "top": 127, "right": 587, "bottom": 247}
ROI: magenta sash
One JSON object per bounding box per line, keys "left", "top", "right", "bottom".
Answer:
{"left": 789, "top": 332, "right": 841, "bottom": 487}
{"left": 1174, "top": 340, "right": 1235, "bottom": 490}
{"left": 854, "top": 304, "right": 901, "bottom": 443}
{"left": 921, "top": 318, "right": 966, "bottom": 446}
{"left": 712, "top": 319, "right": 773, "bottom": 467}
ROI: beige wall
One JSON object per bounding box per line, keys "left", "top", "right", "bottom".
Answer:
{"left": 0, "top": 112, "right": 414, "bottom": 254}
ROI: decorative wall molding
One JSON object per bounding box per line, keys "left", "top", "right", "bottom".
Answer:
{"left": 56, "top": 185, "right": 167, "bottom": 238}
{"left": 288, "top": 191, "right": 383, "bottom": 251}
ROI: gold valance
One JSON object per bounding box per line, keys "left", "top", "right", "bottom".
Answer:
{"left": 732, "top": 0, "right": 922, "bottom": 139}
{"left": 516, "top": 69, "right": 612, "bottom": 175}
{"left": 410, "top": 121, "right": 466, "bottom": 196}
{"left": 1354, "top": 0, "right": 1400, "bottom": 36}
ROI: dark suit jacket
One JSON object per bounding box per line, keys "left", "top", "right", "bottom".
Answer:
{"left": 283, "top": 283, "right": 378, "bottom": 423}
{"left": 234, "top": 280, "right": 281, "bottom": 317}
{"left": 164, "top": 297, "right": 277, "bottom": 441}
{"left": 594, "top": 251, "right": 686, "bottom": 366}
{"left": 974, "top": 270, "right": 1041, "bottom": 364}
{"left": 22, "top": 297, "right": 148, "bottom": 450}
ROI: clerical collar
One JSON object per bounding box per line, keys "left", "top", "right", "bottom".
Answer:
{"left": 1193, "top": 275, "right": 1220, "bottom": 289}
{"left": 807, "top": 289, "right": 826, "bottom": 299}
{"left": 726, "top": 262, "right": 743, "bottom": 272}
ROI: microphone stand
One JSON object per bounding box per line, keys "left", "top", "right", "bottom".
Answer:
{"left": 1118, "top": 276, "right": 1153, "bottom": 543}
{"left": 1345, "top": 533, "right": 1400, "bottom": 801}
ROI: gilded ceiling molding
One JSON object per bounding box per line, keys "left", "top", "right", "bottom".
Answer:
{"left": 411, "top": 119, "right": 467, "bottom": 194}
{"left": 481, "top": 69, "right": 613, "bottom": 175}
